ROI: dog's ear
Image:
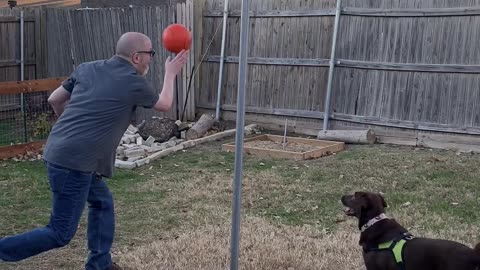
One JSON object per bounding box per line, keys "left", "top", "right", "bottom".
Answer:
{"left": 354, "top": 192, "right": 369, "bottom": 208}
{"left": 379, "top": 194, "right": 387, "bottom": 208}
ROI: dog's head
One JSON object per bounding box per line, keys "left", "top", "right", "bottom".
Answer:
{"left": 341, "top": 192, "right": 387, "bottom": 221}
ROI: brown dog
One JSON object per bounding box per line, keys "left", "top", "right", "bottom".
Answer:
{"left": 341, "top": 191, "right": 480, "bottom": 270}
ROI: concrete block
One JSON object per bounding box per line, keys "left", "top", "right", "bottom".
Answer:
{"left": 151, "top": 144, "right": 166, "bottom": 152}
{"left": 124, "top": 148, "right": 145, "bottom": 158}
{"left": 139, "top": 145, "right": 154, "bottom": 153}
{"left": 125, "top": 135, "right": 136, "bottom": 143}
{"left": 127, "top": 156, "right": 142, "bottom": 162}
{"left": 136, "top": 137, "right": 143, "bottom": 145}
{"left": 145, "top": 136, "right": 156, "bottom": 147}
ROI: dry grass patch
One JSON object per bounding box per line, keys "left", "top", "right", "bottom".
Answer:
{"left": 117, "top": 216, "right": 364, "bottom": 270}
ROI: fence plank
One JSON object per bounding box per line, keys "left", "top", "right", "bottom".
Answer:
{"left": 197, "top": 103, "right": 480, "bottom": 135}
{"left": 0, "top": 60, "right": 35, "bottom": 67}
{"left": 0, "top": 77, "right": 65, "bottom": 95}
{"left": 206, "top": 56, "right": 480, "bottom": 73}
{"left": 337, "top": 59, "right": 480, "bottom": 74}
{"left": 0, "top": 16, "right": 34, "bottom": 22}
{"left": 342, "top": 7, "right": 480, "bottom": 17}
{"left": 204, "top": 9, "right": 336, "bottom": 17}
{"left": 186, "top": 0, "right": 195, "bottom": 120}
{"left": 0, "top": 140, "right": 46, "bottom": 159}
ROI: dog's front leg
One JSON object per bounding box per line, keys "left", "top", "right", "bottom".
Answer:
{"left": 363, "top": 253, "right": 395, "bottom": 270}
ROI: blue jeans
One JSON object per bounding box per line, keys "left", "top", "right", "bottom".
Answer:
{"left": 0, "top": 162, "right": 115, "bottom": 270}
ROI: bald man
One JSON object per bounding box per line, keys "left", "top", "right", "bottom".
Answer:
{"left": 0, "top": 32, "right": 188, "bottom": 270}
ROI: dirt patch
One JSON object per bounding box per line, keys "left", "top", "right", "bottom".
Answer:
{"left": 245, "top": 140, "right": 314, "bottom": 153}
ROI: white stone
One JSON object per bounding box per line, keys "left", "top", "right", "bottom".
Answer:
{"left": 122, "top": 144, "right": 137, "bottom": 149}
{"left": 175, "top": 139, "right": 185, "bottom": 144}
{"left": 135, "top": 158, "right": 150, "bottom": 167}
{"left": 124, "top": 129, "right": 135, "bottom": 135}
{"left": 181, "top": 131, "right": 186, "bottom": 140}
{"left": 127, "top": 124, "right": 138, "bottom": 134}
{"left": 182, "top": 140, "right": 196, "bottom": 149}
{"left": 136, "top": 137, "right": 143, "bottom": 145}
{"left": 116, "top": 146, "right": 125, "bottom": 155}
{"left": 164, "top": 141, "right": 177, "bottom": 148}
{"left": 115, "top": 160, "right": 136, "bottom": 169}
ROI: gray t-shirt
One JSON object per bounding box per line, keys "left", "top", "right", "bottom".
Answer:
{"left": 43, "top": 56, "right": 159, "bottom": 178}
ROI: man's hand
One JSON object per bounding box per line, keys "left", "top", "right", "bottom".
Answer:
{"left": 164, "top": 50, "right": 189, "bottom": 78}
{"left": 153, "top": 50, "right": 189, "bottom": 112}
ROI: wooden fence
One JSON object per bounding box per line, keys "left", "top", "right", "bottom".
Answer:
{"left": 0, "top": 2, "right": 196, "bottom": 124}
{"left": 2, "top": 0, "right": 480, "bottom": 152}
{"left": 0, "top": 8, "right": 47, "bottom": 114}
{"left": 0, "top": 3, "right": 195, "bottom": 153}
{"left": 197, "top": 0, "right": 480, "bottom": 148}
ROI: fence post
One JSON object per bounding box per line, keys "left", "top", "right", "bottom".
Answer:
{"left": 230, "top": 0, "right": 249, "bottom": 269}
{"left": 215, "top": 0, "right": 229, "bottom": 121}
{"left": 20, "top": 9, "right": 27, "bottom": 143}
{"left": 321, "top": 0, "right": 342, "bottom": 131}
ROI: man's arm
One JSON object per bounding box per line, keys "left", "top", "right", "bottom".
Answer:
{"left": 153, "top": 50, "right": 189, "bottom": 112}
{"left": 48, "top": 86, "right": 71, "bottom": 117}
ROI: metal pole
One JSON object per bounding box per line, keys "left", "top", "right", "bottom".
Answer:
{"left": 20, "top": 10, "right": 27, "bottom": 143}
{"left": 322, "top": 0, "right": 342, "bottom": 131}
{"left": 230, "top": 0, "right": 249, "bottom": 268}
{"left": 215, "top": 0, "right": 230, "bottom": 121}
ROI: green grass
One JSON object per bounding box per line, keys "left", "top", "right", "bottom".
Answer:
{"left": 0, "top": 141, "right": 479, "bottom": 269}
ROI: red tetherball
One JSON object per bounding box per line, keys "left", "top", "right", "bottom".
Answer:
{"left": 162, "top": 24, "right": 192, "bottom": 54}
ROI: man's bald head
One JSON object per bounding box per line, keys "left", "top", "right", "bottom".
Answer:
{"left": 115, "top": 32, "right": 152, "bottom": 58}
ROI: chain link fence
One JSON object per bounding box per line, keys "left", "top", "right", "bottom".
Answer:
{"left": 0, "top": 91, "right": 56, "bottom": 146}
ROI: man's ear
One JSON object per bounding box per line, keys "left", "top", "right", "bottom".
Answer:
{"left": 379, "top": 194, "right": 388, "bottom": 208}
{"left": 131, "top": 53, "right": 140, "bottom": 64}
